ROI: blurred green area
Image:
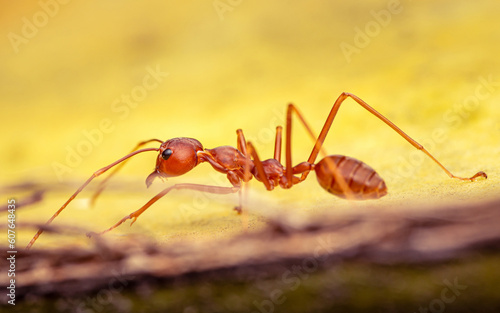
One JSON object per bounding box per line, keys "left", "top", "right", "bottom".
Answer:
{"left": 1, "top": 0, "right": 499, "bottom": 251}
{"left": 10, "top": 254, "right": 500, "bottom": 312}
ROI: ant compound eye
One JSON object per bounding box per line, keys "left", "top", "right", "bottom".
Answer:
{"left": 161, "top": 148, "right": 173, "bottom": 160}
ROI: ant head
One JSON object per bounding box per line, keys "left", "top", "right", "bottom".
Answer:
{"left": 146, "top": 138, "right": 203, "bottom": 187}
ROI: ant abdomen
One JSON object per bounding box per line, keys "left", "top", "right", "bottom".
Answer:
{"left": 314, "top": 155, "right": 387, "bottom": 200}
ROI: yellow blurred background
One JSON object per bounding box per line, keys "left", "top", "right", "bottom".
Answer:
{"left": 1, "top": 0, "right": 499, "bottom": 248}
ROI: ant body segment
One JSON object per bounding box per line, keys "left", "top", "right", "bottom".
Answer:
{"left": 27, "top": 93, "right": 487, "bottom": 249}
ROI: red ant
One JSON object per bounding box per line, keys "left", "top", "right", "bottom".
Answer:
{"left": 26, "top": 92, "right": 487, "bottom": 249}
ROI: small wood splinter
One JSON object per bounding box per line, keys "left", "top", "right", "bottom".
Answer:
{"left": 26, "top": 92, "right": 487, "bottom": 249}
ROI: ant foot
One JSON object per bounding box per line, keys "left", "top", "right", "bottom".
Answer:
{"left": 129, "top": 216, "right": 138, "bottom": 226}
{"left": 471, "top": 171, "right": 487, "bottom": 181}
{"left": 233, "top": 206, "right": 242, "bottom": 214}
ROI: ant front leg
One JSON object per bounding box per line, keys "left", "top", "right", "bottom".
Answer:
{"left": 235, "top": 129, "right": 262, "bottom": 214}
{"left": 89, "top": 183, "right": 240, "bottom": 237}
{"left": 235, "top": 128, "right": 286, "bottom": 212}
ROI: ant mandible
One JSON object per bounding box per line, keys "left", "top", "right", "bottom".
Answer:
{"left": 26, "top": 92, "right": 487, "bottom": 249}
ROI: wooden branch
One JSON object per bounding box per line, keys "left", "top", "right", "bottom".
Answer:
{"left": 6, "top": 197, "right": 500, "bottom": 298}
